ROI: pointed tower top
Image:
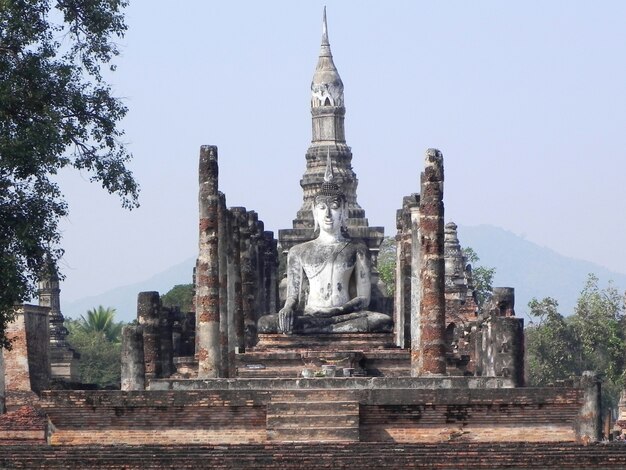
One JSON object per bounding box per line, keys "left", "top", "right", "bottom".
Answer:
{"left": 321, "top": 6, "right": 329, "bottom": 46}
{"left": 311, "top": 7, "right": 344, "bottom": 108}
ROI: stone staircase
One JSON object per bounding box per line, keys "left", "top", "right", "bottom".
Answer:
{"left": 2, "top": 443, "right": 626, "bottom": 469}
{"left": 266, "top": 400, "right": 359, "bottom": 442}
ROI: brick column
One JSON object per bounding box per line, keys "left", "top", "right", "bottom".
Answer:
{"left": 0, "top": 348, "right": 5, "bottom": 413}
{"left": 264, "top": 232, "right": 279, "bottom": 316}
{"left": 255, "top": 221, "right": 267, "bottom": 322}
{"left": 409, "top": 196, "right": 421, "bottom": 373}
{"left": 137, "top": 291, "right": 161, "bottom": 382}
{"left": 196, "top": 145, "right": 221, "bottom": 378}
{"left": 414, "top": 148, "right": 446, "bottom": 376}
{"left": 230, "top": 208, "right": 246, "bottom": 353}
{"left": 395, "top": 194, "right": 419, "bottom": 349}
{"left": 578, "top": 371, "right": 602, "bottom": 442}
{"left": 217, "top": 194, "right": 229, "bottom": 377}
{"left": 120, "top": 325, "right": 145, "bottom": 391}
{"left": 241, "top": 211, "right": 257, "bottom": 350}
{"left": 159, "top": 307, "right": 174, "bottom": 378}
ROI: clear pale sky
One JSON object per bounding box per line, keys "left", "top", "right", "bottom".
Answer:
{"left": 56, "top": 1, "right": 626, "bottom": 304}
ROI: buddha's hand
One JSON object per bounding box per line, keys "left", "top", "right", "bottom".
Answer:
{"left": 278, "top": 307, "right": 294, "bottom": 334}
{"left": 340, "top": 297, "right": 368, "bottom": 314}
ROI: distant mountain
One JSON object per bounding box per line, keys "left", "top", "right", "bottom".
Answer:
{"left": 62, "top": 225, "right": 626, "bottom": 323}
{"left": 457, "top": 224, "right": 626, "bottom": 319}
{"left": 62, "top": 257, "right": 195, "bottom": 323}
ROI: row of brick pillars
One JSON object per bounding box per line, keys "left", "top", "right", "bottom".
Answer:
{"left": 395, "top": 149, "right": 447, "bottom": 377}
{"left": 196, "top": 146, "right": 278, "bottom": 378}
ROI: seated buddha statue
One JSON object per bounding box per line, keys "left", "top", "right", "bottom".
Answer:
{"left": 258, "top": 156, "right": 392, "bottom": 335}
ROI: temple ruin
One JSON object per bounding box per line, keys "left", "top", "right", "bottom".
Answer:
{"left": 2, "top": 8, "right": 625, "bottom": 468}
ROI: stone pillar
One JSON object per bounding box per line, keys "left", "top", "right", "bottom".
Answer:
{"left": 616, "top": 390, "right": 626, "bottom": 435}
{"left": 137, "top": 291, "right": 161, "bottom": 382}
{"left": 479, "top": 313, "right": 524, "bottom": 386}
{"left": 181, "top": 312, "right": 196, "bottom": 357}
{"left": 409, "top": 197, "right": 421, "bottom": 371}
{"left": 414, "top": 148, "right": 446, "bottom": 376}
{"left": 171, "top": 312, "right": 182, "bottom": 357}
{"left": 159, "top": 307, "right": 174, "bottom": 378}
{"left": 241, "top": 211, "right": 257, "bottom": 350}
{"left": 264, "top": 232, "right": 279, "bottom": 316}
{"left": 196, "top": 145, "right": 221, "bottom": 378}
{"left": 486, "top": 287, "right": 516, "bottom": 317}
{"left": 577, "top": 371, "right": 602, "bottom": 443}
{"left": 229, "top": 208, "right": 245, "bottom": 356}
{"left": 218, "top": 194, "right": 229, "bottom": 377}
{"left": 0, "top": 346, "right": 6, "bottom": 413}
{"left": 120, "top": 325, "right": 145, "bottom": 391}
{"left": 394, "top": 195, "right": 418, "bottom": 348}
{"left": 253, "top": 218, "right": 266, "bottom": 327}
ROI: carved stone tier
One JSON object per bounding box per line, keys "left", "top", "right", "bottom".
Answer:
{"left": 236, "top": 349, "right": 410, "bottom": 379}
{"left": 237, "top": 333, "right": 407, "bottom": 378}
{"left": 254, "top": 333, "right": 396, "bottom": 351}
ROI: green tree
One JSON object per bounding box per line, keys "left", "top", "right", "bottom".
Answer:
{"left": 161, "top": 284, "right": 194, "bottom": 312}
{"left": 0, "top": 0, "right": 138, "bottom": 349}
{"left": 462, "top": 247, "right": 495, "bottom": 308}
{"left": 525, "top": 297, "right": 575, "bottom": 385}
{"left": 569, "top": 274, "right": 626, "bottom": 408}
{"left": 66, "top": 319, "right": 121, "bottom": 387}
{"left": 525, "top": 275, "right": 626, "bottom": 411}
{"left": 377, "top": 237, "right": 396, "bottom": 296}
{"left": 65, "top": 307, "right": 124, "bottom": 387}
{"left": 71, "top": 305, "right": 123, "bottom": 343}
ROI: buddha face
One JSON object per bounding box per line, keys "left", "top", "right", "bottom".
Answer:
{"left": 313, "top": 196, "right": 345, "bottom": 235}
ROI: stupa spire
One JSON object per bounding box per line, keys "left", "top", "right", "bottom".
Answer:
{"left": 311, "top": 7, "right": 344, "bottom": 110}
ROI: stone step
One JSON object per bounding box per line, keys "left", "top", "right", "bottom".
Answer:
{"left": 267, "top": 400, "right": 360, "bottom": 442}
{"left": 269, "top": 390, "right": 358, "bottom": 403}
{"left": 2, "top": 443, "right": 626, "bottom": 469}
{"left": 266, "top": 426, "right": 359, "bottom": 442}
{"left": 268, "top": 401, "right": 358, "bottom": 415}
{"left": 267, "top": 413, "right": 359, "bottom": 429}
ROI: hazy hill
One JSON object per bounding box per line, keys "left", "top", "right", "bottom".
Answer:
{"left": 457, "top": 224, "right": 626, "bottom": 319}
{"left": 61, "top": 225, "right": 626, "bottom": 323}
{"left": 63, "top": 257, "right": 195, "bottom": 323}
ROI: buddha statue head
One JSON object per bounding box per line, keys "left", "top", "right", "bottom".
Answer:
{"left": 313, "top": 150, "right": 346, "bottom": 236}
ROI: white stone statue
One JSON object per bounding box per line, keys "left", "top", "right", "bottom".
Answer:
{"left": 258, "top": 154, "right": 392, "bottom": 334}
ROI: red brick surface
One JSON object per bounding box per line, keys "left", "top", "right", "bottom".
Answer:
{"left": 1, "top": 442, "right": 626, "bottom": 468}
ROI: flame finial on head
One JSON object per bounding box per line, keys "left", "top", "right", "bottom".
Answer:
{"left": 324, "top": 148, "right": 333, "bottom": 183}
{"left": 316, "top": 149, "right": 344, "bottom": 201}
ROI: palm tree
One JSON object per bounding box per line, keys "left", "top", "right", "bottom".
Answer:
{"left": 78, "top": 306, "right": 123, "bottom": 343}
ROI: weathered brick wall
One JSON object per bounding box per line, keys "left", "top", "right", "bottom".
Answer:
{"left": 3, "top": 305, "right": 50, "bottom": 410}
{"left": 38, "top": 384, "right": 595, "bottom": 446}
{"left": 0, "top": 406, "right": 46, "bottom": 445}
{"left": 360, "top": 387, "right": 585, "bottom": 443}
{"left": 40, "top": 390, "right": 268, "bottom": 445}
{"left": 1, "top": 442, "right": 626, "bottom": 469}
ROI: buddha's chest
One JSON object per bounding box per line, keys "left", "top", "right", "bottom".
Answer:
{"left": 300, "top": 245, "right": 356, "bottom": 281}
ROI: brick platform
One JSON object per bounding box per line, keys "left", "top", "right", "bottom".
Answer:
{"left": 36, "top": 378, "right": 596, "bottom": 446}
{"left": 1, "top": 442, "right": 626, "bottom": 469}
